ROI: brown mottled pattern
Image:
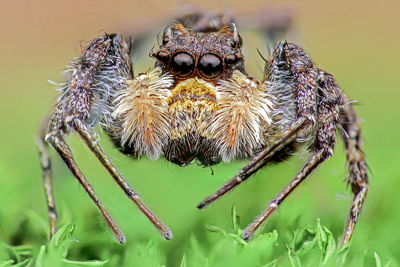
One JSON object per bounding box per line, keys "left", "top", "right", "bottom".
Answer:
{"left": 39, "top": 34, "right": 172, "bottom": 243}
{"left": 48, "top": 34, "right": 132, "bottom": 136}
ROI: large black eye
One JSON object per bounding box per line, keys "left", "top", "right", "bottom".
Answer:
{"left": 198, "top": 54, "right": 223, "bottom": 79}
{"left": 171, "top": 52, "right": 195, "bottom": 77}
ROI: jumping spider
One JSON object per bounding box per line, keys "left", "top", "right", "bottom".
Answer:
{"left": 37, "top": 12, "right": 369, "bottom": 246}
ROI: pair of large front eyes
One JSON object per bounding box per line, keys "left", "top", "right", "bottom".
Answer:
{"left": 170, "top": 52, "right": 223, "bottom": 79}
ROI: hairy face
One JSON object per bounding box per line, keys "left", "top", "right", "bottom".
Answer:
{"left": 153, "top": 23, "right": 245, "bottom": 83}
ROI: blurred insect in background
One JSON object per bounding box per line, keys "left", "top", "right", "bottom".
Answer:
{"left": 37, "top": 8, "right": 368, "bottom": 246}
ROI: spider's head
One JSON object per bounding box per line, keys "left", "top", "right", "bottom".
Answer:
{"left": 152, "top": 23, "right": 245, "bottom": 83}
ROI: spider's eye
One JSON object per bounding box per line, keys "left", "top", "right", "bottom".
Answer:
{"left": 162, "top": 37, "right": 169, "bottom": 46}
{"left": 225, "top": 54, "right": 237, "bottom": 65}
{"left": 171, "top": 52, "right": 195, "bottom": 78}
{"left": 156, "top": 50, "right": 170, "bottom": 62}
{"left": 198, "top": 54, "right": 223, "bottom": 79}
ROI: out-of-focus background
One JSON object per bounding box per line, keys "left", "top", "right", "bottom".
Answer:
{"left": 1, "top": 0, "right": 399, "bottom": 266}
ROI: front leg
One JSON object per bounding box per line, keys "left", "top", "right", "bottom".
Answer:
{"left": 199, "top": 42, "right": 367, "bottom": 246}
{"left": 198, "top": 42, "right": 318, "bottom": 209}
{"left": 73, "top": 119, "right": 172, "bottom": 240}
{"left": 197, "top": 117, "right": 310, "bottom": 209}
{"left": 243, "top": 59, "right": 343, "bottom": 240}
{"left": 38, "top": 33, "right": 171, "bottom": 242}
{"left": 339, "top": 97, "right": 369, "bottom": 246}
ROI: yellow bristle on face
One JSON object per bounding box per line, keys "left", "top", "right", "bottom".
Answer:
{"left": 167, "top": 78, "right": 218, "bottom": 139}
{"left": 167, "top": 78, "right": 217, "bottom": 106}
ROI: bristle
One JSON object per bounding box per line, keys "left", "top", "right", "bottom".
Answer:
{"left": 206, "top": 71, "right": 273, "bottom": 162}
{"left": 167, "top": 78, "right": 218, "bottom": 140}
{"left": 113, "top": 68, "right": 173, "bottom": 160}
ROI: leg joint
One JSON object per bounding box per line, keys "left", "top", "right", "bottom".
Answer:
{"left": 269, "top": 200, "right": 278, "bottom": 208}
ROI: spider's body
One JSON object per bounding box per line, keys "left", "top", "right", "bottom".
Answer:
{"left": 38, "top": 12, "right": 369, "bottom": 246}
{"left": 111, "top": 23, "right": 271, "bottom": 166}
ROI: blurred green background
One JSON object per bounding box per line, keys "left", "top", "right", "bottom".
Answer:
{"left": 0, "top": 0, "right": 399, "bottom": 266}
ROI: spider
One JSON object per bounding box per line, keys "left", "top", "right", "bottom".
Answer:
{"left": 37, "top": 11, "right": 369, "bottom": 246}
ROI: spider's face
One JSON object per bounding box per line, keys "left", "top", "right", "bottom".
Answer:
{"left": 153, "top": 23, "right": 245, "bottom": 83}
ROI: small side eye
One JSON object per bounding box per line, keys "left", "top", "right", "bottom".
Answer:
{"left": 171, "top": 52, "right": 195, "bottom": 78}
{"left": 225, "top": 54, "right": 237, "bottom": 65}
{"left": 162, "top": 36, "right": 169, "bottom": 46}
{"left": 155, "top": 50, "right": 170, "bottom": 62}
{"left": 198, "top": 54, "right": 223, "bottom": 79}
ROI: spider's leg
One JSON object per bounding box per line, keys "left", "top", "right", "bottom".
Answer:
{"left": 45, "top": 131, "right": 125, "bottom": 243}
{"left": 198, "top": 41, "right": 316, "bottom": 209}
{"left": 36, "top": 117, "right": 57, "bottom": 239}
{"left": 242, "top": 149, "right": 328, "bottom": 240}
{"left": 37, "top": 34, "right": 130, "bottom": 243}
{"left": 176, "top": 9, "right": 234, "bottom": 32}
{"left": 243, "top": 70, "right": 342, "bottom": 239}
{"left": 39, "top": 33, "right": 171, "bottom": 242}
{"left": 175, "top": 7, "right": 293, "bottom": 41}
{"left": 73, "top": 119, "right": 172, "bottom": 240}
{"left": 197, "top": 117, "right": 310, "bottom": 209}
{"left": 339, "top": 99, "right": 369, "bottom": 246}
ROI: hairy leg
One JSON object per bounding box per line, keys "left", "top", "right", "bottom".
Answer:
{"left": 73, "top": 119, "right": 172, "bottom": 240}
{"left": 37, "top": 118, "right": 57, "bottom": 239}
{"left": 242, "top": 69, "right": 342, "bottom": 240}
{"left": 38, "top": 33, "right": 171, "bottom": 242}
{"left": 199, "top": 42, "right": 366, "bottom": 244}
{"left": 176, "top": 7, "right": 293, "bottom": 40}
{"left": 46, "top": 132, "right": 126, "bottom": 243}
{"left": 198, "top": 41, "right": 318, "bottom": 209}
{"left": 197, "top": 117, "right": 310, "bottom": 209}
{"left": 242, "top": 149, "right": 329, "bottom": 240}
{"left": 339, "top": 100, "right": 369, "bottom": 246}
